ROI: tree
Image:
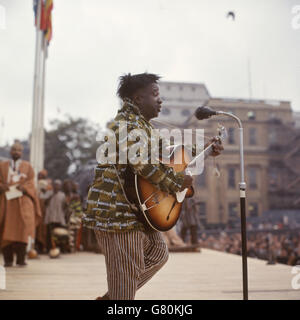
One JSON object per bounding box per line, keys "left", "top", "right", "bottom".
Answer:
{"left": 45, "top": 115, "right": 101, "bottom": 180}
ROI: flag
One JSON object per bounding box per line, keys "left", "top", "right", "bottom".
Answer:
{"left": 33, "top": 0, "right": 53, "bottom": 44}
{"left": 33, "top": 0, "right": 45, "bottom": 29}
{"left": 44, "top": 0, "right": 53, "bottom": 44}
{"left": 33, "top": 0, "right": 38, "bottom": 21}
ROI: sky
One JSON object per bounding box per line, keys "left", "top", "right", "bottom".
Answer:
{"left": 1, "top": 0, "right": 300, "bottom": 145}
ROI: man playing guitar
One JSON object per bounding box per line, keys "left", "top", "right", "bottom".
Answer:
{"left": 82, "top": 73, "right": 223, "bottom": 300}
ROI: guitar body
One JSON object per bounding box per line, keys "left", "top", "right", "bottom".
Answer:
{"left": 136, "top": 146, "right": 194, "bottom": 231}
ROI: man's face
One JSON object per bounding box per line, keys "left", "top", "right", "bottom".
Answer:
{"left": 63, "top": 181, "right": 72, "bottom": 193}
{"left": 133, "top": 83, "right": 162, "bottom": 120}
{"left": 10, "top": 146, "right": 23, "bottom": 161}
{"left": 38, "top": 173, "right": 45, "bottom": 180}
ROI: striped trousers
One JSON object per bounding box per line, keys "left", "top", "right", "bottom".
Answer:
{"left": 94, "top": 229, "right": 169, "bottom": 300}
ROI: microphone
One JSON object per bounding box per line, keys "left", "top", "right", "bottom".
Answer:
{"left": 195, "top": 106, "right": 218, "bottom": 120}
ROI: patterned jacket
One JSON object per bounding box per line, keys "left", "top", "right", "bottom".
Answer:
{"left": 82, "top": 100, "right": 185, "bottom": 232}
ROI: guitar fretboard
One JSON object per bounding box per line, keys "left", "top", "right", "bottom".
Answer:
{"left": 187, "top": 142, "right": 215, "bottom": 169}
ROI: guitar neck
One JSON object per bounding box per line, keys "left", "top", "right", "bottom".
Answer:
{"left": 204, "top": 143, "right": 215, "bottom": 160}
{"left": 187, "top": 142, "right": 215, "bottom": 168}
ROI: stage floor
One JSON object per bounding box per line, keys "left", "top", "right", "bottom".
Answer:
{"left": 0, "top": 249, "right": 299, "bottom": 300}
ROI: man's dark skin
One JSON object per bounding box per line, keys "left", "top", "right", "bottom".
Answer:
{"left": 132, "top": 82, "right": 224, "bottom": 191}
{"left": 0, "top": 145, "right": 26, "bottom": 194}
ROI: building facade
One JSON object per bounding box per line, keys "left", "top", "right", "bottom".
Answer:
{"left": 156, "top": 81, "right": 299, "bottom": 228}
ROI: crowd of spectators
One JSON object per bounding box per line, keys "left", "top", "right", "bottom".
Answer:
{"left": 36, "top": 171, "right": 83, "bottom": 256}
{"left": 198, "top": 227, "right": 300, "bottom": 266}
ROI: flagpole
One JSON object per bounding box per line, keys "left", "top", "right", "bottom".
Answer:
{"left": 39, "top": 36, "right": 47, "bottom": 172}
{"left": 36, "top": 36, "right": 45, "bottom": 175}
{"left": 31, "top": 0, "right": 44, "bottom": 178}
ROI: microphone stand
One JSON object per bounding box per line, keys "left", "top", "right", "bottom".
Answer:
{"left": 217, "top": 111, "right": 248, "bottom": 300}
{"left": 195, "top": 106, "right": 248, "bottom": 300}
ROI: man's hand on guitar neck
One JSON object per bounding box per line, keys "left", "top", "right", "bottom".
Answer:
{"left": 205, "top": 137, "right": 224, "bottom": 157}
{"left": 180, "top": 175, "right": 193, "bottom": 191}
